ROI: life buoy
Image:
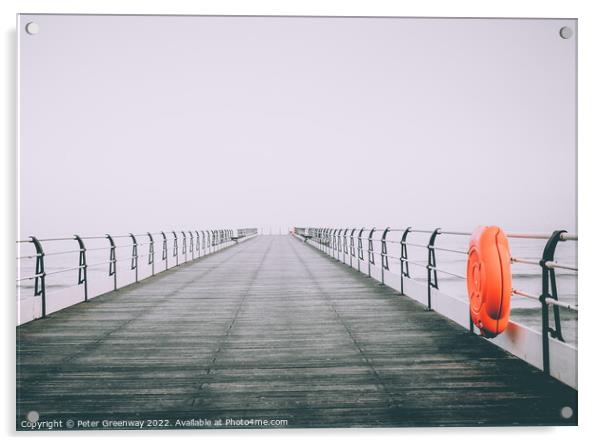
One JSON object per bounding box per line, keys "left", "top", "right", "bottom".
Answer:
{"left": 466, "top": 226, "right": 512, "bottom": 338}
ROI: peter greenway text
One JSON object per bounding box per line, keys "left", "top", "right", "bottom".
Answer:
{"left": 19, "top": 417, "right": 289, "bottom": 430}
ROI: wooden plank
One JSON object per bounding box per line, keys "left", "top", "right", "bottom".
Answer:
{"left": 16, "top": 236, "right": 577, "bottom": 429}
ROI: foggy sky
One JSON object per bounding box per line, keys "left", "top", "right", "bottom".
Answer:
{"left": 18, "top": 15, "right": 577, "bottom": 238}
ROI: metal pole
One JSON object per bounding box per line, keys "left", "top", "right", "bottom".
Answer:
{"left": 349, "top": 228, "right": 356, "bottom": 267}
{"left": 172, "top": 231, "right": 179, "bottom": 266}
{"left": 400, "top": 227, "right": 411, "bottom": 295}
{"left": 380, "top": 227, "right": 390, "bottom": 284}
{"left": 469, "top": 309, "right": 475, "bottom": 333}
{"left": 30, "top": 237, "right": 46, "bottom": 318}
{"left": 426, "top": 228, "right": 441, "bottom": 311}
{"left": 129, "top": 233, "right": 138, "bottom": 283}
{"left": 541, "top": 230, "right": 567, "bottom": 342}
{"left": 147, "top": 232, "right": 155, "bottom": 276}
{"left": 181, "top": 231, "right": 187, "bottom": 262}
{"left": 161, "top": 231, "right": 168, "bottom": 270}
{"left": 342, "top": 228, "right": 349, "bottom": 265}
{"left": 357, "top": 228, "right": 365, "bottom": 270}
{"left": 367, "top": 227, "right": 376, "bottom": 278}
{"left": 106, "top": 234, "right": 117, "bottom": 291}
{"left": 74, "top": 235, "right": 88, "bottom": 302}
{"left": 539, "top": 230, "right": 568, "bottom": 374}
{"left": 541, "top": 297, "right": 550, "bottom": 374}
{"left": 320, "top": 228, "right": 326, "bottom": 252}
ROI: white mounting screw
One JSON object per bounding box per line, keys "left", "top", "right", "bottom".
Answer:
{"left": 25, "top": 22, "right": 39, "bottom": 35}
{"left": 559, "top": 26, "right": 573, "bottom": 39}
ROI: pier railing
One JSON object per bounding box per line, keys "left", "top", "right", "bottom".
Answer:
{"left": 293, "top": 226, "right": 578, "bottom": 388}
{"left": 16, "top": 228, "right": 258, "bottom": 322}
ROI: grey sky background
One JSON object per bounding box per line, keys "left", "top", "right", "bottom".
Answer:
{"left": 18, "top": 15, "right": 576, "bottom": 238}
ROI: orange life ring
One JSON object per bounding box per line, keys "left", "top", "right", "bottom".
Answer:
{"left": 466, "top": 226, "right": 512, "bottom": 338}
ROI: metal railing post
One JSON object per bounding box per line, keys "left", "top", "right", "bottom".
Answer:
{"left": 129, "top": 233, "right": 138, "bottom": 283}
{"left": 188, "top": 231, "right": 194, "bottom": 259}
{"left": 357, "top": 228, "right": 365, "bottom": 270}
{"left": 106, "top": 234, "right": 117, "bottom": 291}
{"left": 349, "top": 228, "right": 356, "bottom": 267}
{"left": 540, "top": 230, "right": 568, "bottom": 375}
{"left": 30, "top": 236, "right": 46, "bottom": 318}
{"left": 342, "top": 228, "right": 349, "bottom": 265}
{"left": 147, "top": 232, "right": 155, "bottom": 276}
{"left": 74, "top": 235, "right": 88, "bottom": 302}
{"left": 426, "top": 228, "right": 441, "bottom": 311}
{"left": 172, "top": 231, "right": 179, "bottom": 266}
{"left": 380, "top": 227, "right": 390, "bottom": 284}
{"left": 161, "top": 231, "right": 168, "bottom": 270}
{"left": 330, "top": 229, "right": 335, "bottom": 255}
{"left": 181, "top": 231, "right": 187, "bottom": 262}
{"left": 195, "top": 230, "right": 201, "bottom": 257}
{"left": 367, "top": 227, "right": 376, "bottom": 278}
{"left": 469, "top": 310, "right": 475, "bottom": 334}
{"left": 399, "top": 227, "right": 411, "bottom": 296}
{"left": 332, "top": 229, "right": 339, "bottom": 259}
{"left": 541, "top": 300, "right": 550, "bottom": 374}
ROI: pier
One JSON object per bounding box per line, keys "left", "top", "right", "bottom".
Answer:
{"left": 16, "top": 234, "right": 577, "bottom": 428}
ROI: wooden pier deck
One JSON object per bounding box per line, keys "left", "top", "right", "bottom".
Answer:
{"left": 16, "top": 235, "right": 577, "bottom": 428}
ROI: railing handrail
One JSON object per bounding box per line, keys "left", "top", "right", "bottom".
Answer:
{"left": 15, "top": 230, "right": 255, "bottom": 244}
{"left": 16, "top": 227, "right": 258, "bottom": 321}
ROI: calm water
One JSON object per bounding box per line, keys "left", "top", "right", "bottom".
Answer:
{"left": 16, "top": 232, "right": 577, "bottom": 346}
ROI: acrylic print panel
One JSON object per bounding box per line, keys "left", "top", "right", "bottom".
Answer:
{"left": 17, "top": 15, "right": 577, "bottom": 430}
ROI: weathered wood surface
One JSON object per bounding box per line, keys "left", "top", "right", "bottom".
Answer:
{"left": 17, "top": 235, "right": 577, "bottom": 429}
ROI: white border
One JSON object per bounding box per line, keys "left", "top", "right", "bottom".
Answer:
{"left": 2, "top": 1, "right": 601, "bottom": 443}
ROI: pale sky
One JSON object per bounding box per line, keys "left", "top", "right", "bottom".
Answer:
{"left": 18, "top": 15, "right": 577, "bottom": 238}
